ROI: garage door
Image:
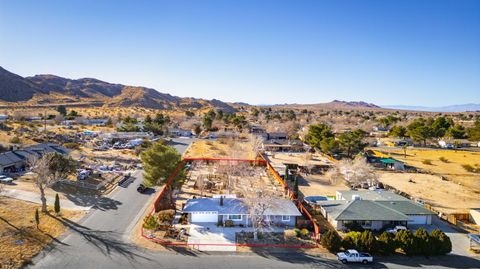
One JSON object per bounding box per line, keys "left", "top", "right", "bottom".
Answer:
{"left": 408, "top": 215, "right": 428, "bottom": 225}
{"left": 191, "top": 212, "right": 218, "bottom": 223}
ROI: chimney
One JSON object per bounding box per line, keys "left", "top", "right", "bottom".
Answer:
{"left": 219, "top": 196, "right": 224, "bottom": 206}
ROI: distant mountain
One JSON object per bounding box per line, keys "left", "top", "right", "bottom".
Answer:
{"left": 383, "top": 104, "right": 480, "bottom": 112}
{"left": 0, "top": 66, "right": 236, "bottom": 112}
{"left": 267, "top": 100, "right": 381, "bottom": 110}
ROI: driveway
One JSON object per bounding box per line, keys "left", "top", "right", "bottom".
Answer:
{"left": 188, "top": 224, "right": 237, "bottom": 251}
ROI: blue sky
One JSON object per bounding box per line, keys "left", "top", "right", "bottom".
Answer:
{"left": 1, "top": 0, "right": 479, "bottom": 106}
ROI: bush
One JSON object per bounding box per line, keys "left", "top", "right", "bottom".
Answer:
{"left": 395, "top": 230, "right": 415, "bottom": 255}
{"left": 63, "top": 142, "right": 80, "bottom": 149}
{"left": 422, "top": 159, "right": 433, "bottom": 165}
{"left": 377, "top": 232, "right": 397, "bottom": 255}
{"left": 414, "top": 228, "right": 430, "bottom": 255}
{"left": 143, "top": 215, "right": 159, "bottom": 230}
{"left": 360, "top": 230, "right": 377, "bottom": 253}
{"left": 439, "top": 157, "right": 449, "bottom": 163}
{"left": 461, "top": 164, "right": 480, "bottom": 173}
{"left": 429, "top": 229, "right": 452, "bottom": 255}
{"left": 293, "top": 228, "right": 301, "bottom": 237}
{"left": 157, "top": 209, "right": 175, "bottom": 222}
{"left": 321, "top": 230, "right": 342, "bottom": 252}
{"left": 224, "top": 220, "right": 234, "bottom": 227}
{"left": 300, "top": 228, "right": 309, "bottom": 238}
{"left": 9, "top": 136, "right": 20, "bottom": 144}
{"left": 342, "top": 231, "right": 361, "bottom": 250}
{"left": 54, "top": 193, "right": 61, "bottom": 215}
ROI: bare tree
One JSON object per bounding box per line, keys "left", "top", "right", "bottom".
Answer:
{"left": 27, "top": 152, "right": 76, "bottom": 212}
{"left": 326, "top": 156, "right": 377, "bottom": 187}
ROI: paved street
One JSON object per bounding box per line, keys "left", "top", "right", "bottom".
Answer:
{"left": 29, "top": 138, "right": 480, "bottom": 269}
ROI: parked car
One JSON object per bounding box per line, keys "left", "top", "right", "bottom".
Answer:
{"left": 337, "top": 249, "right": 373, "bottom": 264}
{"left": 0, "top": 175, "right": 13, "bottom": 184}
{"left": 117, "top": 174, "right": 131, "bottom": 187}
{"left": 137, "top": 183, "right": 146, "bottom": 193}
{"left": 387, "top": 225, "right": 407, "bottom": 233}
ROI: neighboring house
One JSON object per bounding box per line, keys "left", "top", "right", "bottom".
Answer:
{"left": 438, "top": 139, "right": 474, "bottom": 149}
{"left": 84, "top": 118, "right": 109, "bottom": 126}
{"left": 182, "top": 197, "right": 301, "bottom": 227}
{"left": 100, "top": 132, "right": 153, "bottom": 141}
{"left": 0, "top": 143, "right": 69, "bottom": 173}
{"left": 168, "top": 128, "right": 193, "bottom": 137}
{"left": 317, "top": 190, "right": 434, "bottom": 231}
{"left": 266, "top": 132, "right": 288, "bottom": 140}
{"left": 262, "top": 139, "right": 304, "bottom": 152}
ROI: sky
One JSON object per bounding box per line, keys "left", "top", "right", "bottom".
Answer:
{"left": 0, "top": 0, "right": 479, "bottom": 106}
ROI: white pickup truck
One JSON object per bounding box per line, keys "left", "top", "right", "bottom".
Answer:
{"left": 337, "top": 249, "right": 373, "bottom": 264}
{"left": 386, "top": 225, "right": 407, "bottom": 233}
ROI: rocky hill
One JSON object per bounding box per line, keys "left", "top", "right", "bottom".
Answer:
{"left": 0, "top": 66, "right": 235, "bottom": 111}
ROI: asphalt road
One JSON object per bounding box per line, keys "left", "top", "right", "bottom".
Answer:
{"left": 29, "top": 138, "right": 480, "bottom": 269}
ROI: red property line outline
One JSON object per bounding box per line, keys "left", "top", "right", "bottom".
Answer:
{"left": 140, "top": 156, "right": 319, "bottom": 249}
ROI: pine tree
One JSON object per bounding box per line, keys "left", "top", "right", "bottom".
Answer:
{"left": 35, "top": 208, "right": 40, "bottom": 229}
{"left": 293, "top": 174, "right": 299, "bottom": 198}
{"left": 54, "top": 193, "right": 61, "bottom": 215}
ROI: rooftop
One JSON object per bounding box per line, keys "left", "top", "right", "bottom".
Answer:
{"left": 337, "top": 190, "right": 409, "bottom": 201}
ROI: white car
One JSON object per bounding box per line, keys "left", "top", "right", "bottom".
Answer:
{"left": 337, "top": 249, "right": 373, "bottom": 264}
{"left": 387, "top": 225, "right": 407, "bottom": 233}
{"left": 0, "top": 175, "right": 14, "bottom": 183}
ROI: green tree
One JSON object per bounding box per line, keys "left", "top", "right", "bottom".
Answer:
{"left": 144, "top": 115, "right": 153, "bottom": 124}
{"left": 203, "top": 116, "right": 213, "bottom": 131}
{"left": 389, "top": 126, "right": 407, "bottom": 138}
{"left": 414, "top": 228, "right": 430, "bottom": 255}
{"left": 395, "top": 229, "right": 415, "bottom": 255}
{"left": 193, "top": 125, "right": 202, "bottom": 136}
{"left": 251, "top": 108, "right": 259, "bottom": 117}
{"left": 446, "top": 125, "right": 466, "bottom": 139}
{"left": 293, "top": 174, "right": 299, "bottom": 198}
{"left": 140, "top": 141, "right": 185, "bottom": 204}
{"left": 338, "top": 129, "right": 366, "bottom": 158}
{"left": 378, "top": 231, "right": 397, "bottom": 255}
{"left": 321, "top": 230, "right": 342, "bottom": 252}
{"left": 429, "top": 229, "right": 452, "bottom": 255}
{"left": 56, "top": 105, "right": 67, "bottom": 116}
{"left": 305, "top": 123, "right": 337, "bottom": 154}
{"left": 467, "top": 120, "right": 480, "bottom": 141}
{"left": 359, "top": 230, "right": 377, "bottom": 253}
{"left": 407, "top": 119, "right": 433, "bottom": 146}
{"left": 54, "top": 193, "right": 61, "bottom": 215}
{"left": 143, "top": 215, "right": 159, "bottom": 230}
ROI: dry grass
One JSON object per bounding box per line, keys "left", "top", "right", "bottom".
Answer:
{"left": 378, "top": 172, "right": 480, "bottom": 213}
{"left": 0, "top": 197, "right": 83, "bottom": 269}
{"left": 374, "top": 147, "right": 480, "bottom": 191}
{"left": 184, "top": 138, "right": 257, "bottom": 159}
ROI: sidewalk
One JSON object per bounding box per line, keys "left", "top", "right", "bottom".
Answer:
{"left": 3, "top": 189, "right": 92, "bottom": 211}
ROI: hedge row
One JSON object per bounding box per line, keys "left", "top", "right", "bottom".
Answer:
{"left": 320, "top": 228, "right": 452, "bottom": 256}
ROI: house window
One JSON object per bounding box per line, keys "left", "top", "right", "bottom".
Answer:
{"left": 228, "top": 215, "right": 242, "bottom": 221}
{"left": 282, "top": 215, "right": 290, "bottom": 222}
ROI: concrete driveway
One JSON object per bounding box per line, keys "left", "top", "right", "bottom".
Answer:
{"left": 188, "top": 224, "right": 237, "bottom": 251}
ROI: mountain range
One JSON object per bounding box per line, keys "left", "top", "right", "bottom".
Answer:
{"left": 383, "top": 104, "right": 480, "bottom": 113}
{"left": 0, "top": 66, "right": 236, "bottom": 112}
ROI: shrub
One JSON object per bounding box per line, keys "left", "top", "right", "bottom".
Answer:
{"left": 394, "top": 230, "right": 415, "bottom": 255}
{"left": 414, "top": 228, "right": 430, "bottom": 255}
{"left": 300, "top": 228, "right": 309, "bottom": 238}
{"left": 342, "top": 231, "right": 360, "bottom": 250}
{"left": 439, "top": 157, "right": 449, "bottom": 163}
{"left": 461, "top": 164, "right": 480, "bottom": 173}
{"left": 157, "top": 209, "right": 175, "bottom": 222}
{"left": 377, "top": 232, "right": 397, "bottom": 255}
{"left": 293, "top": 228, "right": 301, "bottom": 237}
{"left": 34, "top": 208, "right": 40, "bottom": 228}
{"left": 429, "top": 229, "right": 452, "bottom": 255}
{"left": 224, "top": 220, "right": 234, "bottom": 227}
{"left": 422, "top": 159, "right": 433, "bottom": 165}
{"left": 360, "top": 230, "right": 377, "bottom": 253}
{"left": 63, "top": 142, "right": 80, "bottom": 149}
{"left": 9, "top": 136, "right": 20, "bottom": 144}
{"left": 143, "top": 215, "right": 159, "bottom": 230}
{"left": 321, "top": 230, "right": 342, "bottom": 252}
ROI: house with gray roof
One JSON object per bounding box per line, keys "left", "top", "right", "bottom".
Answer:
{"left": 317, "top": 190, "right": 435, "bottom": 231}
{"left": 0, "top": 143, "right": 69, "bottom": 174}
{"left": 182, "top": 197, "right": 302, "bottom": 227}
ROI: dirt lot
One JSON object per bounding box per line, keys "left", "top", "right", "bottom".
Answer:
{"left": 374, "top": 147, "right": 480, "bottom": 190}
{"left": 0, "top": 197, "right": 84, "bottom": 269}
{"left": 266, "top": 152, "right": 347, "bottom": 197}
{"left": 184, "top": 137, "right": 258, "bottom": 159}
{"left": 378, "top": 172, "right": 480, "bottom": 213}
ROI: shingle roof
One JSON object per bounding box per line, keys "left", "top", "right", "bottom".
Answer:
{"left": 376, "top": 201, "right": 435, "bottom": 215}
{"left": 334, "top": 200, "right": 410, "bottom": 221}
{"left": 338, "top": 190, "right": 409, "bottom": 201}
{"left": 183, "top": 198, "right": 302, "bottom": 216}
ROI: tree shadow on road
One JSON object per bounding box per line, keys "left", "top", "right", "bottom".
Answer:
{"left": 63, "top": 193, "right": 122, "bottom": 211}
{"left": 50, "top": 217, "right": 155, "bottom": 264}
{"left": 373, "top": 254, "right": 480, "bottom": 269}
{"left": 244, "top": 247, "right": 343, "bottom": 268}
